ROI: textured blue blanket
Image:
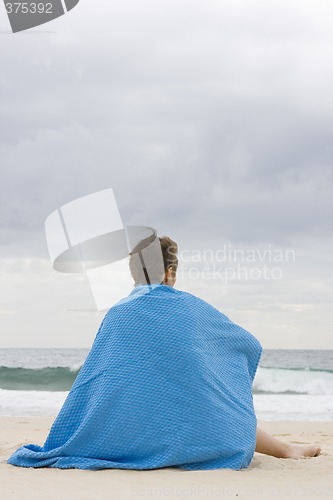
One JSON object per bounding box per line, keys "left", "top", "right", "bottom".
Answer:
{"left": 7, "top": 285, "right": 262, "bottom": 470}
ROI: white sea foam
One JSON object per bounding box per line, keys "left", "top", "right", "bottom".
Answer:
{"left": 254, "top": 394, "right": 333, "bottom": 421}
{"left": 0, "top": 389, "right": 67, "bottom": 417}
{"left": 1, "top": 388, "right": 333, "bottom": 421}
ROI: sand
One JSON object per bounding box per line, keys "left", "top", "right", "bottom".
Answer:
{"left": 0, "top": 418, "right": 332, "bottom": 500}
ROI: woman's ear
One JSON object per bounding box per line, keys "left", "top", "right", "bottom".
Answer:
{"left": 164, "top": 266, "right": 176, "bottom": 286}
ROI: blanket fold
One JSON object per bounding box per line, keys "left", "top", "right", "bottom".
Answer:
{"left": 7, "top": 284, "right": 262, "bottom": 470}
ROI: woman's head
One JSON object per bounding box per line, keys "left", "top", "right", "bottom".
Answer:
{"left": 129, "top": 235, "right": 178, "bottom": 287}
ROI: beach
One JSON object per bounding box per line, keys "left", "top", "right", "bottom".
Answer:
{"left": 0, "top": 418, "right": 332, "bottom": 500}
{"left": 1, "top": 349, "right": 332, "bottom": 498}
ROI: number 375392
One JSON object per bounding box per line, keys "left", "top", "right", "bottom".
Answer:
{"left": 5, "top": 3, "right": 53, "bottom": 14}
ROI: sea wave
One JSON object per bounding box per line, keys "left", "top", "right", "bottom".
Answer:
{"left": 1, "top": 364, "right": 333, "bottom": 395}
{"left": 0, "top": 366, "right": 81, "bottom": 391}
{"left": 253, "top": 367, "right": 333, "bottom": 395}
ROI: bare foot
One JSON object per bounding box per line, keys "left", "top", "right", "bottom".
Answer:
{"left": 283, "top": 444, "right": 321, "bottom": 459}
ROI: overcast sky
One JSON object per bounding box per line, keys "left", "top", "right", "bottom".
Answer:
{"left": 0, "top": 0, "right": 332, "bottom": 348}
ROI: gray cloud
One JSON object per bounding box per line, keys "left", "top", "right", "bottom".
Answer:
{"left": 0, "top": 0, "right": 332, "bottom": 347}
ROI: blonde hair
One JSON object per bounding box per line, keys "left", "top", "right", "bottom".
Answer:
{"left": 129, "top": 235, "right": 178, "bottom": 285}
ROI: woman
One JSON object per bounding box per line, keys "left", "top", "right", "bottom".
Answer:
{"left": 7, "top": 235, "right": 320, "bottom": 470}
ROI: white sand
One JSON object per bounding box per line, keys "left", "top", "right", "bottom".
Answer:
{"left": 0, "top": 418, "right": 332, "bottom": 500}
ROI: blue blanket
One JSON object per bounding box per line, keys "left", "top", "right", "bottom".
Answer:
{"left": 7, "top": 285, "right": 262, "bottom": 470}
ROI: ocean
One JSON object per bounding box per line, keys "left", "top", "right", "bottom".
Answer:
{"left": 0, "top": 349, "right": 332, "bottom": 421}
